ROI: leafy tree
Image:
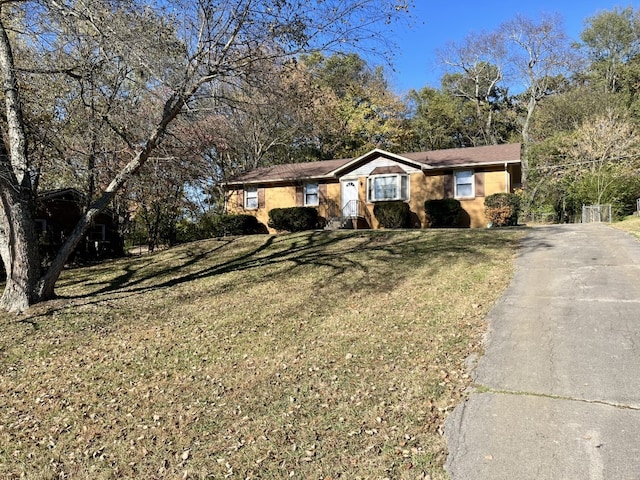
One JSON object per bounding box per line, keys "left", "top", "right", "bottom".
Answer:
{"left": 127, "top": 150, "right": 206, "bottom": 251}
{"left": 525, "top": 138, "right": 571, "bottom": 220}
{"left": 525, "top": 7, "right": 640, "bottom": 216}
{"left": 194, "top": 53, "right": 411, "bottom": 213}
{"left": 562, "top": 110, "right": 640, "bottom": 207}
{"left": 0, "top": 0, "right": 411, "bottom": 311}
{"left": 530, "top": 85, "right": 627, "bottom": 141}
{"left": 406, "top": 86, "right": 464, "bottom": 150}
{"left": 302, "top": 53, "right": 412, "bottom": 158}
{"left": 304, "top": 52, "right": 373, "bottom": 99}
{"left": 579, "top": 6, "right": 640, "bottom": 94}
{"left": 618, "top": 54, "right": 640, "bottom": 121}
{"left": 202, "top": 58, "right": 322, "bottom": 172}
{"left": 528, "top": 110, "right": 640, "bottom": 220}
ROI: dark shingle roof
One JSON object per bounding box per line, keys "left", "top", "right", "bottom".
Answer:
{"left": 225, "top": 143, "right": 521, "bottom": 185}
{"left": 38, "top": 188, "right": 85, "bottom": 201}
{"left": 370, "top": 165, "right": 406, "bottom": 175}
{"left": 403, "top": 143, "right": 522, "bottom": 168}
{"left": 226, "top": 157, "right": 352, "bottom": 184}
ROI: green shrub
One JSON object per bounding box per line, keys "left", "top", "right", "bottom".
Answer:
{"left": 373, "top": 201, "right": 410, "bottom": 228}
{"left": 176, "top": 214, "right": 263, "bottom": 243}
{"left": 268, "top": 207, "right": 319, "bottom": 232}
{"left": 175, "top": 219, "right": 201, "bottom": 243}
{"left": 205, "top": 214, "right": 263, "bottom": 237}
{"left": 484, "top": 193, "right": 520, "bottom": 226}
{"left": 424, "top": 199, "right": 462, "bottom": 227}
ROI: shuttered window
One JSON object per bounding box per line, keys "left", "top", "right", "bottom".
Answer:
{"left": 244, "top": 187, "right": 259, "bottom": 209}
{"left": 454, "top": 170, "right": 474, "bottom": 198}
{"left": 304, "top": 183, "right": 319, "bottom": 206}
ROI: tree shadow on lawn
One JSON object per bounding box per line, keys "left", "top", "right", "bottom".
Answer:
{"left": 61, "top": 237, "right": 237, "bottom": 293}
{"left": 27, "top": 228, "right": 526, "bottom": 321}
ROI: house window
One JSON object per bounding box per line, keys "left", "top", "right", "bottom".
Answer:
{"left": 244, "top": 187, "right": 258, "bottom": 209}
{"left": 89, "top": 224, "right": 106, "bottom": 242}
{"left": 34, "top": 219, "right": 47, "bottom": 234}
{"left": 304, "top": 183, "right": 319, "bottom": 206}
{"left": 454, "top": 170, "right": 474, "bottom": 198}
{"left": 367, "top": 175, "right": 409, "bottom": 202}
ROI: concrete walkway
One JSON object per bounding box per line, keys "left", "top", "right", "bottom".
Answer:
{"left": 445, "top": 224, "right": 640, "bottom": 480}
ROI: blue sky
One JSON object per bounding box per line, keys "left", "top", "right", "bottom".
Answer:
{"left": 387, "top": 0, "right": 637, "bottom": 94}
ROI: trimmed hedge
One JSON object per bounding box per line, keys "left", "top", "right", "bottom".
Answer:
{"left": 424, "top": 199, "right": 462, "bottom": 227}
{"left": 205, "top": 214, "right": 263, "bottom": 236}
{"left": 176, "top": 214, "right": 264, "bottom": 243}
{"left": 268, "top": 207, "right": 319, "bottom": 232}
{"left": 373, "top": 201, "right": 410, "bottom": 228}
{"left": 484, "top": 193, "right": 520, "bottom": 227}
{"left": 175, "top": 219, "right": 201, "bottom": 243}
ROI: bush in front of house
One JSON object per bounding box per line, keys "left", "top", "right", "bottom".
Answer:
{"left": 424, "top": 199, "right": 462, "bottom": 227}
{"left": 268, "top": 207, "right": 319, "bottom": 232}
{"left": 373, "top": 201, "right": 410, "bottom": 228}
{"left": 484, "top": 193, "right": 520, "bottom": 227}
{"left": 203, "top": 213, "right": 263, "bottom": 236}
{"left": 174, "top": 219, "right": 201, "bottom": 243}
{"left": 175, "top": 214, "right": 264, "bottom": 243}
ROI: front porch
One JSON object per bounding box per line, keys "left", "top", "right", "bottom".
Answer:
{"left": 324, "top": 199, "right": 369, "bottom": 230}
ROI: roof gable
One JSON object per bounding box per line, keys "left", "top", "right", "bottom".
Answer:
{"left": 330, "top": 149, "right": 426, "bottom": 177}
{"left": 38, "top": 188, "right": 85, "bottom": 202}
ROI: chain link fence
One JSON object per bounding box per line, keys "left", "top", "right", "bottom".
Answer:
{"left": 582, "top": 204, "right": 612, "bottom": 223}
{"left": 519, "top": 212, "right": 558, "bottom": 224}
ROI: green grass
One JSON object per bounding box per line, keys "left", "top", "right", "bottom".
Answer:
{"left": 611, "top": 215, "right": 640, "bottom": 240}
{"left": 0, "top": 229, "right": 525, "bottom": 479}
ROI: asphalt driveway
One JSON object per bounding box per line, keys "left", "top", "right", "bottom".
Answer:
{"left": 445, "top": 223, "right": 640, "bottom": 479}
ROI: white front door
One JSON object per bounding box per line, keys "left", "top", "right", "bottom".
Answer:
{"left": 341, "top": 180, "right": 359, "bottom": 217}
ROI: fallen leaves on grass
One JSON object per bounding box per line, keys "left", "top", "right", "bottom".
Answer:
{"left": 0, "top": 229, "right": 524, "bottom": 479}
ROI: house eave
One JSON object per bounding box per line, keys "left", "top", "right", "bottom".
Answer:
{"left": 222, "top": 173, "right": 336, "bottom": 188}
{"left": 421, "top": 159, "right": 521, "bottom": 171}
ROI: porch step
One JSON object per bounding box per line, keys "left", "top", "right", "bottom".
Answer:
{"left": 324, "top": 217, "right": 352, "bottom": 230}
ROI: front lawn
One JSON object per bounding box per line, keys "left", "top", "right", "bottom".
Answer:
{"left": 612, "top": 215, "right": 640, "bottom": 240}
{"left": 0, "top": 229, "right": 524, "bottom": 479}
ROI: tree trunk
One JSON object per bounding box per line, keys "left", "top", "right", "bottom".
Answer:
{"left": 520, "top": 95, "right": 537, "bottom": 188}
{"left": 0, "top": 12, "right": 41, "bottom": 312}
{"left": 0, "top": 190, "right": 40, "bottom": 312}
{"left": 35, "top": 207, "right": 99, "bottom": 301}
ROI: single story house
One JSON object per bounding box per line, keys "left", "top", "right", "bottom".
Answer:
{"left": 36, "top": 188, "right": 124, "bottom": 261}
{"left": 224, "top": 143, "right": 522, "bottom": 230}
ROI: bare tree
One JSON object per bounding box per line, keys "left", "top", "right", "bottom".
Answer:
{"left": 501, "top": 13, "right": 578, "bottom": 183}
{"left": 438, "top": 14, "right": 578, "bottom": 183}
{"left": 208, "top": 58, "right": 321, "bottom": 172}
{"left": 438, "top": 31, "right": 507, "bottom": 145}
{"left": 0, "top": 0, "right": 411, "bottom": 311}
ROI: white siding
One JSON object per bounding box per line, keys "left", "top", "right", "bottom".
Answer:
{"left": 343, "top": 157, "right": 421, "bottom": 178}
